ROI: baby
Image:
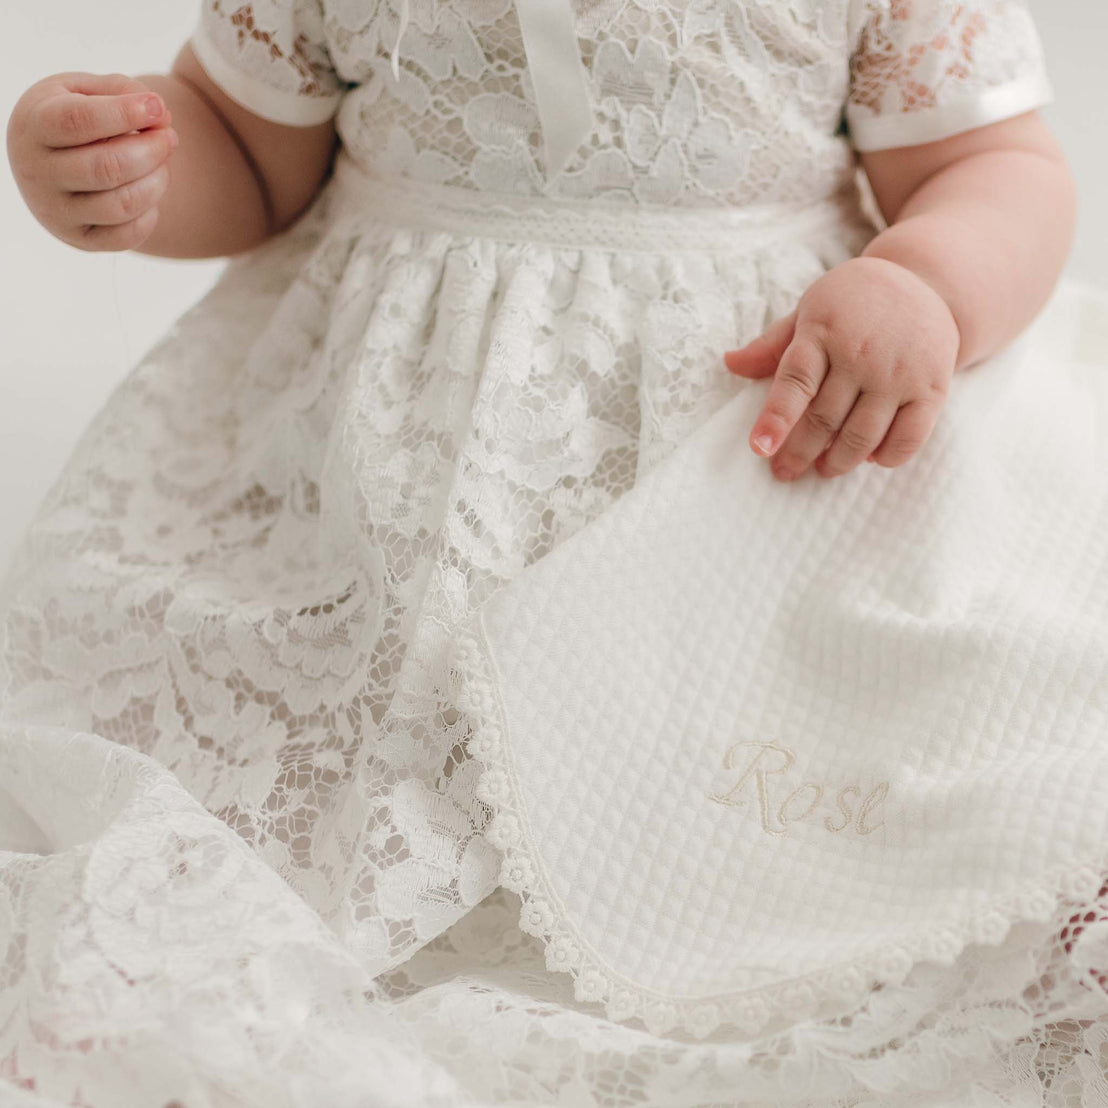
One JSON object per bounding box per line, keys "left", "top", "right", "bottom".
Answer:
{"left": 6, "top": 38, "right": 1076, "bottom": 486}
{"left": 3, "top": 8, "right": 1106, "bottom": 1103}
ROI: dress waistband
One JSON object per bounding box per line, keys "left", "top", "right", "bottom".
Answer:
{"left": 328, "top": 149, "right": 868, "bottom": 253}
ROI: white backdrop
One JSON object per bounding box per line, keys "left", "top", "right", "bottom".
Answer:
{"left": 1, "top": 2, "right": 1105, "bottom": 573}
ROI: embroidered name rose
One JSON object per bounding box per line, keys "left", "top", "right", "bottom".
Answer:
{"left": 706, "top": 740, "right": 888, "bottom": 837}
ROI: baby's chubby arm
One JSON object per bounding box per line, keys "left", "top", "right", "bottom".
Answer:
{"left": 724, "top": 111, "right": 1077, "bottom": 482}
{"left": 6, "top": 42, "right": 337, "bottom": 259}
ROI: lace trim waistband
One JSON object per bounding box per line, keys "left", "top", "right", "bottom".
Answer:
{"left": 328, "top": 150, "right": 870, "bottom": 252}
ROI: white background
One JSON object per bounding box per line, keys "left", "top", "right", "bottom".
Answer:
{"left": 1, "top": 2, "right": 1105, "bottom": 573}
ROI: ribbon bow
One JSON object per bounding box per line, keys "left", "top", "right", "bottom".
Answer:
{"left": 389, "top": 0, "right": 596, "bottom": 179}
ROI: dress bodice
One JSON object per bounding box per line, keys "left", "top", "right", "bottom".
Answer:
{"left": 193, "top": 0, "right": 1051, "bottom": 209}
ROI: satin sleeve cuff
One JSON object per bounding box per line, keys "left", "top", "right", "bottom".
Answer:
{"left": 846, "top": 70, "right": 1054, "bottom": 152}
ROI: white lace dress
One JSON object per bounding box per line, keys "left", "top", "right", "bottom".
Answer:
{"left": 3, "top": 1, "right": 1108, "bottom": 1105}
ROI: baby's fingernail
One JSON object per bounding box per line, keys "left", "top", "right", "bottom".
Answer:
{"left": 753, "top": 434, "right": 774, "bottom": 455}
{"left": 145, "top": 95, "right": 163, "bottom": 120}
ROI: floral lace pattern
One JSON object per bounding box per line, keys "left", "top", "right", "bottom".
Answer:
{"left": 195, "top": 0, "right": 1048, "bottom": 195}
{"left": 382, "top": 886, "right": 1108, "bottom": 1107}
{"left": 0, "top": 164, "right": 868, "bottom": 993}
{"left": 848, "top": 0, "right": 1045, "bottom": 117}
{"left": 197, "top": 0, "right": 345, "bottom": 112}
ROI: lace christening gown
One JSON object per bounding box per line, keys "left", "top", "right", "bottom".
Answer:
{"left": 4, "top": 1, "right": 1108, "bottom": 1105}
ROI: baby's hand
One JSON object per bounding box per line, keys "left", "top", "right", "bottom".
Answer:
{"left": 6, "top": 72, "right": 179, "bottom": 252}
{"left": 723, "top": 257, "right": 960, "bottom": 482}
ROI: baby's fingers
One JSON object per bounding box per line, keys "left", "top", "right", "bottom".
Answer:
{"left": 51, "top": 127, "right": 178, "bottom": 192}
{"left": 73, "top": 207, "right": 161, "bottom": 253}
{"left": 864, "top": 398, "right": 940, "bottom": 470}
{"left": 36, "top": 89, "right": 167, "bottom": 148}
{"left": 65, "top": 163, "right": 171, "bottom": 228}
{"left": 724, "top": 309, "right": 797, "bottom": 380}
{"left": 747, "top": 328, "right": 829, "bottom": 457}
{"left": 814, "top": 393, "right": 898, "bottom": 478}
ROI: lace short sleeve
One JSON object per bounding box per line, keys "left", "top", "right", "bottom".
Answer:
{"left": 845, "top": 0, "right": 1053, "bottom": 152}
{"left": 190, "top": 0, "right": 344, "bottom": 126}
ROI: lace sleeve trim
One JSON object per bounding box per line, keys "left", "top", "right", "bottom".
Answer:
{"left": 190, "top": 15, "right": 343, "bottom": 127}
{"left": 846, "top": 68, "right": 1053, "bottom": 151}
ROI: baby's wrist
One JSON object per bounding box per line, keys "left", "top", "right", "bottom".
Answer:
{"left": 853, "top": 250, "right": 964, "bottom": 370}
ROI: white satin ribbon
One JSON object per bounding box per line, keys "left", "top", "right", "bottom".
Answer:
{"left": 513, "top": 0, "right": 596, "bottom": 177}
{"left": 390, "top": 0, "right": 596, "bottom": 179}
{"left": 389, "top": 2, "right": 410, "bottom": 82}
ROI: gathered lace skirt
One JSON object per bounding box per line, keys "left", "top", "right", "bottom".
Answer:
{"left": 2, "top": 150, "right": 1108, "bottom": 1107}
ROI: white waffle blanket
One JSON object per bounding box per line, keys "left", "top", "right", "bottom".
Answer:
{"left": 448, "top": 284, "right": 1108, "bottom": 1041}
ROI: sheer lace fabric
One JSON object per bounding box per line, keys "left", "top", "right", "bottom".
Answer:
{"left": 844, "top": 0, "right": 1052, "bottom": 149}
{"left": 0, "top": 171, "right": 863, "bottom": 983}
{"left": 847, "top": 0, "right": 1046, "bottom": 116}
{"left": 195, "top": 0, "right": 1050, "bottom": 193}
{"left": 192, "top": 0, "right": 345, "bottom": 123}
{"left": 3, "top": 0, "right": 1102, "bottom": 1105}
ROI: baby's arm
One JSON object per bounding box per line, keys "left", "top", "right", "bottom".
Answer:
{"left": 858, "top": 110, "right": 1076, "bottom": 372}
{"left": 6, "top": 42, "right": 337, "bottom": 259}
{"left": 725, "top": 111, "right": 1076, "bottom": 483}
{"left": 135, "top": 43, "right": 337, "bottom": 257}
